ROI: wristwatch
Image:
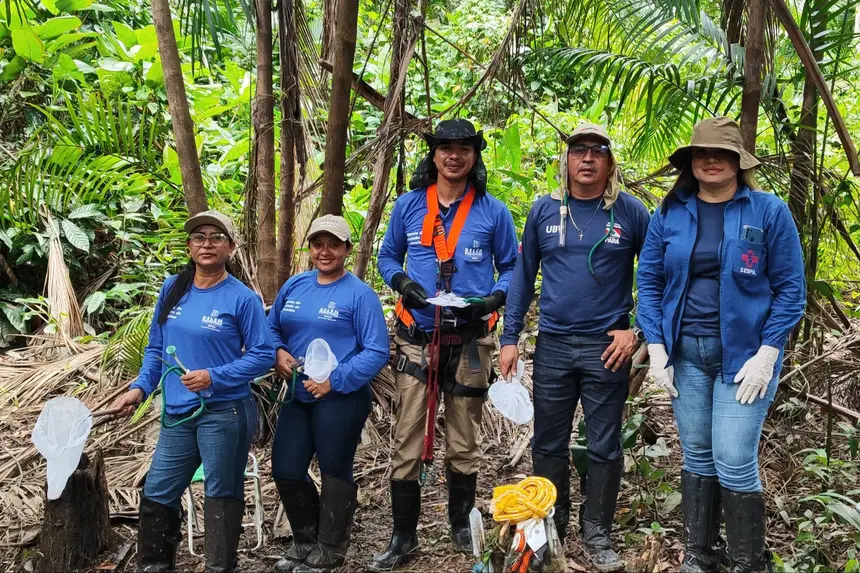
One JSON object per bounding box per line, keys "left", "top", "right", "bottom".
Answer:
{"left": 632, "top": 326, "right": 646, "bottom": 343}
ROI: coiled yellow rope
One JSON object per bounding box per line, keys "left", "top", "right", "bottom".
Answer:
{"left": 491, "top": 476, "right": 557, "bottom": 523}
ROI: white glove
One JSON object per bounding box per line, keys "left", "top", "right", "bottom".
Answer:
{"left": 647, "top": 344, "right": 677, "bottom": 398}
{"left": 734, "top": 345, "right": 780, "bottom": 404}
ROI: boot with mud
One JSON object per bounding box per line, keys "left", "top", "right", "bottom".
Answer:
{"left": 203, "top": 497, "right": 245, "bottom": 573}
{"left": 680, "top": 471, "right": 722, "bottom": 573}
{"left": 274, "top": 478, "right": 320, "bottom": 573}
{"left": 137, "top": 497, "right": 182, "bottom": 573}
{"left": 580, "top": 459, "right": 624, "bottom": 573}
{"left": 295, "top": 475, "right": 357, "bottom": 572}
{"left": 367, "top": 480, "right": 421, "bottom": 572}
{"left": 447, "top": 468, "right": 477, "bottom": 553}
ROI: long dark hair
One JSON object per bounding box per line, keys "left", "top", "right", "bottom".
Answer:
{"left": 157, "top": 257, "right": 237, "bottom": 325}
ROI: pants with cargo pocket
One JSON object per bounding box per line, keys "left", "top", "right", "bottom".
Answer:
{"left": 391, "top": 334, "right": 495, "bottom": 481}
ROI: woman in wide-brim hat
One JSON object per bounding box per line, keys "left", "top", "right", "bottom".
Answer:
{"left": 635, "top": 117, "right": 806, "bottom": 572}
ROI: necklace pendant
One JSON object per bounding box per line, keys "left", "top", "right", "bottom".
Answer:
{"left": 579, "top": 231, "right": 584, "bottom": 241}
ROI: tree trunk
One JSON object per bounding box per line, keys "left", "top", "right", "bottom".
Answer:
{"left": 38, "top": 450, "right": 113, "bottom": 572}
{"left": 254, "top": 0, "right": 277, "bottom": 303}
{"left": 353, "top": 0, "right": 416, "bottom": 281}
{"left": 278, "top": 0, "right": 303, "bottom": 283}
{"left": 150, "top": 0, "right": 208, "bottom": 215}
{"left": 788, "top": 79, "right": 817, "bottom": 231}
{"left": 768, "top": 0, "right": 860, "bottom": 175}
{"left": 319, "top": 0, "right": 360, "bottom": 216}
{"left": 740, "top": 0, "right": 765, "bottom": 151}
{"left": 321, "top": 0, "right": 338, "bottom": 70}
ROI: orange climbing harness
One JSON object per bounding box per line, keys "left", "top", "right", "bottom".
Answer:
{"left": 391, "top": 183, "right": 497, "bottom": 485}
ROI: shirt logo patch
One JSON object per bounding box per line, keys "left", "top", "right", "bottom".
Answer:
{"left": 464, "top": 239, "right": 483, "bottom": 261}
{"left": 168, "top": 306, "right": 183, "bottom": 320}
{"left": 739, "top": 249, "right": 759, "bottom": 275}
{"left": 201, "top": 309, "right": 224, "bottom": 331}
{"left": 318, "top": 301, "right": 340, "bottom": 321}
{"left": 545, "top": 224, "right": 560, "bottom": 234}
{"left": 282, "top": 299, "right": 301, "bottom": 313}
{"left": 604, "top": 223, "right": 623, "bottom": 245}
{"left": 406, "top": 231, "right": 421, "bottom": 246}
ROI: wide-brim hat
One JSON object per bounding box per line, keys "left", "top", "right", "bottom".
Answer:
{"left": 422, "top": 118, "right": 487, "bottom": 151}
{"left": 669, "top": 117, "right": 760, "bottom": 170}
{"left": 184, "top": 210, "right": 240, "bottom": 244}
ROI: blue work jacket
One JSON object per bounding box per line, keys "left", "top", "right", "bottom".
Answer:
{"left": 636, "top": 185, "right": 806, "bottom": 382}
{"left": 378, "top": 185, "right": 518, "bottom": 333}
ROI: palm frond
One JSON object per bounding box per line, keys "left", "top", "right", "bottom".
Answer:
{"left": 0, "top": 95, "right": 172, "bottom": 229}
{"left": 176, "top": 0, "right": 253, "bottom": 66}
{"left": 101, "top": 308, "right": 153, "bottom": 379}
{"left": 531, "top": 46, "right": 740, "bottom": 158}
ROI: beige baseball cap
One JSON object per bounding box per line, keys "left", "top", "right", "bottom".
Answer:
{"left": 565, "top": 122, "right": 612, "bottom": 146}
{"left": 184, "top": 210, "right": 239, "bottom": 243}
{"left": 307, "top": 214, "right": 352, "bottom": 243}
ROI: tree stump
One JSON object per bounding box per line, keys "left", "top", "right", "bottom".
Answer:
{"left": 38, "top": 448, "right": 113, "bottom": 572}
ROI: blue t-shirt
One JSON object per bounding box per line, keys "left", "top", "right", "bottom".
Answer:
{"left": 680, "top": 198, "right": 727, "bottom": 337}
{"left": 377, "top": 186, "right": 519, "bottom": 332}
{"left": 501, "top": 191, "right": 651, "bottom": 345}
{"left": 267, "top": 271, "right": 390, "bottom": 403}
{"left": 131, "top": 275, "right": 275, "bottom": 414}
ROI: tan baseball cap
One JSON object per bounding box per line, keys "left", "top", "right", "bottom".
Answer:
{"left": 184, "top": 210, "right": 239, "bottom": 243}
{"left": 565, "top": 122, "right": 612, "bottom": 146}
{"left": 307, "top": 214, "right": 352, "bottom": 243}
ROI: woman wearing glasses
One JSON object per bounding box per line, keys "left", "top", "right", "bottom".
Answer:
{"left": 111, "top": 210, "right": 275, "bottom": 573}
{"left": 268, "top": 215, "right": 389, "bottom": 573}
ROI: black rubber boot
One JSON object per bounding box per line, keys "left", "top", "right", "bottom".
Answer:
{"left": 203, "top": 497, "right": 245, "bottom": 573}
{"left": 680, "top": 472, "right": 721, "bottom": 573}
{"left": 295, "top": 474, "right": 358, "bottom": 572}
{"left": 580, "top": 459, "right": 624, "bottom": 573}
{"left": 368, "top": 480, "right": 421, "bottom": 572}
{"left": 274, "top": 478, "right": 320, "bottom": 573}
{"left": 722, "top": 488, "right": 773, "bottom": 573}
{"left": 532, "top": 451, "right": 571, "bottom": 541}
{"left": 137, "top": 497, "right": 182, "bottom": 573}
{"left": 446, "top": 468, "right": 477, "bottom": 553}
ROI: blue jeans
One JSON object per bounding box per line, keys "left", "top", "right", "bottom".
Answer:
{"left": 143, "top": 396, "right": 257, "bottom": 508}
{"left": 271, "top": 385, "right": 372, "bottom": 484}
{"left": 532, "top": 332, "right": 630, "bottom": 462}
{"left": 672, "top": 335, "right": 778, "bottom": 492}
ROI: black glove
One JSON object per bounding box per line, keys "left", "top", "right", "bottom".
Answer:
{"left": 452, "top": 290, "right": 506, "bottom": 322}
{"left": 392, "top": 273, "right": 430, "bottom": 310}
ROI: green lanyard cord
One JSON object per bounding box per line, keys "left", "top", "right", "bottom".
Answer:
{"left": 158, "top": 366, "right": 206, "bottom": 428}
{"left": 586, "top": 205, "right": 614, "bottom": 283}
{"left": 267, "top": 369, "right": 297, "bottom": 406}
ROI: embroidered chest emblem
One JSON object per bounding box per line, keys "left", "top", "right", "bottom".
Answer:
{"left": 739, "top": 250, "right": 759, "bottom": 275}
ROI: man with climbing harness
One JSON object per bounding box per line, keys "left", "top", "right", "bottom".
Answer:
{"left": 267, "top": 215, "right": 389, "bottom": 573}
{"left": 499, "top": 124, "right": 650, "bottom": 572}
{"left": 111, "top": 210, "right": 275, "bottom": 573}
{"left": 370, "top": 119, "right": 518, "bottom": 571}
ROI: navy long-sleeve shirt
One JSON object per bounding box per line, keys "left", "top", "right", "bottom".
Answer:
{"left": 377, "top": 186, "right": 518, "bottom": 332}
{"left": 131, "top": 275, "right": 275, "bottom": 414}
{"left": 501, "top": 190, "right": 650, "bottom": 346}
{"left": 267, "top": 271, "right": 389, "bottom": 402}
{"left": 680, "top": 198, "right": 728, "bottom": 336}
